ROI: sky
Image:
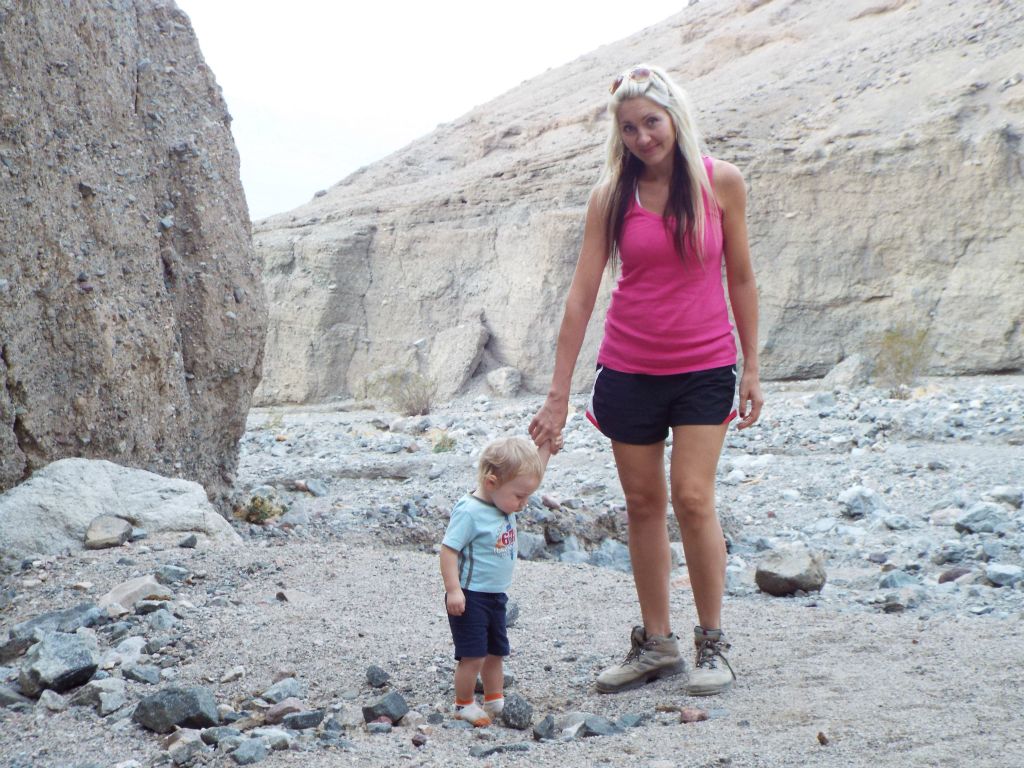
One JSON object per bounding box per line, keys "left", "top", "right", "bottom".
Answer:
{"left": 175, "top": 1, "right": 690, "bottom": 220}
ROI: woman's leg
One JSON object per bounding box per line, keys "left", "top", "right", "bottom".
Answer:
{"left": 668, "top": 423, "right": 729, "bottom": 629}
{"left": 669, "top": 422, "right": 736, "bottom": 696}
{"left": 596, "top": 439, "right": 685, "bottom": 693}
{"left": 610, "top": 440, "right": 672, "bottom": 636}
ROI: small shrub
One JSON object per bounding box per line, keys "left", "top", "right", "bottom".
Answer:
{"left": 372, "top": 370, "right": 437, "bottom": 416}
{"left": 235, "top": 492, "right": 285, "bottom": 524}
{"left": 263, "top": 410, "right": 285, "bottom": 432}
{"left": 432, "top": 430, "right": 457, "bottom": 453}
{"left": 873, "top": 325, "right": 931, "bottom": 396}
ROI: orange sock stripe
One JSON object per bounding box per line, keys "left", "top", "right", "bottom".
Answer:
{"left": 483, "top": 693, "right": 504, "bottom": 702}
{"left": 455, "top": 699, "right": 474, "bottom": 707}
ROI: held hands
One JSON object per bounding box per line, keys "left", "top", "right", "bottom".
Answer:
{"left": 736, "top": 370, "right": 764, "bottom": 430}
{"left": 529, "top": 395, "right": 568, "bottom": 455}
{"left": 445, "top": 588, "right": 466, "bottom": 616}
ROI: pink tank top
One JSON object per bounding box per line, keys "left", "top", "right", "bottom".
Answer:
{"left": 597, "top": 156, "right": 737, "bottom": 375}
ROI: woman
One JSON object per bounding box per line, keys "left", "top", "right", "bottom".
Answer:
{"left": 529, "top": 64, "right": 763, "bottom": 697}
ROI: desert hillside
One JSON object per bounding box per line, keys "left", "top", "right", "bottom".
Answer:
{"left": 253, "top": 0, "right": 1024, "bottom": 405}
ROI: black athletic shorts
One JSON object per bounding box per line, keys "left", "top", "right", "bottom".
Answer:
{"left": 586, "top": 364, "right": 737, "bottom": 445}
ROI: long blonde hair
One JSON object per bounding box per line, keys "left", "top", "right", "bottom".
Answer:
{"left": 599, "top": 64, "right": 718, "bottom": 265}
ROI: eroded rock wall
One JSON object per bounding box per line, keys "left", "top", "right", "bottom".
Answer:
{"left": 0, "top": 1, "right": 267, "bottom": 499}
{"left": 253, "top": 0, "right": 1023, "bottom": 405}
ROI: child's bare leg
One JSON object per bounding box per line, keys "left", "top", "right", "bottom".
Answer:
{"left": 454, "top": 657, "right": 485, "bottom": 703}
{"left": 480, "top": 654, "right": 504, "bottom": 696}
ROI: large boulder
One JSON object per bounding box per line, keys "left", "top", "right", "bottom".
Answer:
{"left": 0, "top": 1, "right": 267, "bottom": 499}
{"left": 0, "top": 458, "right": 241, "bottom": 567}
{"left": 253, "top": 0, "right": 1022, "bottom": 404}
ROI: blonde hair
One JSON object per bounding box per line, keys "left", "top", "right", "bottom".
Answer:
{"left": 599, "top": 63, "right": 718, "bottom": 265}
{"left": 477, "top": 436, "right": 543, "bottom": 487}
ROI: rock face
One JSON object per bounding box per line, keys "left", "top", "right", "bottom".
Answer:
{"left": 253, "top": 0, "right": 1023, "bottom": 405}
{"left": 0, "top": 1, "right": 267, "bottom": 498}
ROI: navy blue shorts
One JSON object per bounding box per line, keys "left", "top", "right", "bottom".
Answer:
{"left": 587, "top": 364, "right": 737, "bottom": 445}
{"left": 447, "top": 589, "right": 510, "bottom": 660}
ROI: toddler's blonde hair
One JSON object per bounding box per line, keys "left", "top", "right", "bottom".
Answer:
{"left": 477, "top": 436, "right": 543, "bottom": 487}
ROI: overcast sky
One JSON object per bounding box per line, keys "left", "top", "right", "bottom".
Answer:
{"left": 175, "top": 1, "right": 689, "bottom": 220}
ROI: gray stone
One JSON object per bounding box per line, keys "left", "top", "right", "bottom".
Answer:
{"left": 69, "top": 677, "right": 127, "bottom": 715}
{"left": 201, "top": 726, "right": 243, "bottom": 746}
{"left": 154, "top": 565, "right": 190, "bottom": 585}
{"left": 470, "top": 743, "right": 531, "bottom": 757}
{"left": 99, "top": 575, "right": 173, "bottom": 611}
{"left": 984, "top": 563, "right": 1024, "bottom": 587}
{"left": 230, "top": 738, "right": 269, "bottom": 765}
{"left": 486, "top": 367, "right": 523, "bottom": 397}
{"left": 533, "top": 713, "right": 557, "bottom": 740}
{"left": 19, "top": 631, "right": 99, "bottom": 697}
{"left": 361, "top": 690, "right": 409, "bottom": 723}
{"left": 0, "top": 684, "right": 32, "bottom": 707}
{"left": 573, "top": 714, "right": 624, "bottom": 738}
{"left": 282, "top": 709, "right": 325, "bottom": 730}
{"left": 955, "top": 502, "right": 1010, "bottom": 534}
{"left": 878, "top": 570, "right": 918, "bottom": 589}
{"left": 37, "top": 689, "right": 67, "bottom": 711}
{"left": 822, "top": 354, "right": 873, "bottom": 388}
{"left": 84, "top": 515, "right": 133, "bottom": 549}
{"left": 755, "top": 546, "right": 827, "bottom": 596}
{"left": 838, "top": 485, "right": 888, "bottom": 518}
{"left": 501, "top": 692, "right": 533, "bottom": 730}
{"left": 987, "top": 486, "right": 1023, "bottom": 508}
{"left": 305, "top": 479, "right": 329, "bottom": 497}
{"left": 132, "top": 686, "right": 220, "bottom": 733}
{"left": 2, "top": 604, "right": 102, "bottom": 663}
{"left": 365, "top": 664, "right": 390, "bottom": 688}
{"left": 516, "top": 531, "right": 548, "bottom": 561}
{"left": 261, "top": 677, "right": 306, "bottom": 704}
{"left": 123, "top": 663, "right": 161, "bottom": 688}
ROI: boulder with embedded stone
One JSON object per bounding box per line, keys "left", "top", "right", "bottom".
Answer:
{"left": 0, "top": 458, "right": 242, "bottom": 565}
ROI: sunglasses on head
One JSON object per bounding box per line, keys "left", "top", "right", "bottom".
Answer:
{"left": 609, "top": 67, "right": 653, "bottom": 94}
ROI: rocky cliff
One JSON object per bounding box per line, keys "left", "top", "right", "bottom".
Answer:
{"left": 253, "top": 0, "right": 1023, "bottom": 405}
{"left": 0, "top": 1, "right": 267, "bottom": 499}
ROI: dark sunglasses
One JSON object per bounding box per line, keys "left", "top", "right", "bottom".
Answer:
{"left": 609, "top": 67, "right": 653, "bottom": 94}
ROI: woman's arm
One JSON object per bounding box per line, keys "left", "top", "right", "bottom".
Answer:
{"left": 529, "top": 186, "right": 611, "bottom": 451}
{"left": 715, "top": 160, "right": 764, "bottom": 430}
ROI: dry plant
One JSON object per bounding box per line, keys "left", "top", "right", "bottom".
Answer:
{"left": 431, "top": 429, "right": 457, "bottom": 453}
{"left": 370, "top": 369, "right": 438, "bottom": 416}
{"left": 873, "top": 325, "right": 931, "bottom": 398}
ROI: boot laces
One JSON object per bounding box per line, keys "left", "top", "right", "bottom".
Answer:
{"left": 696, "top": 637, "right": 735, "bottom": 678}
{"left": 622, "top": 629, "right": 652, "bottom": 664}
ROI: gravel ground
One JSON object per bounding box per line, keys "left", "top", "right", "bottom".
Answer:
{"left": 1, "top": 376, "right": 1023, "bottom": 767}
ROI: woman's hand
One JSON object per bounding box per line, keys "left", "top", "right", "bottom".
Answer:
{"left": 736, "top": 369, "right": 763, "bottom": 430}
{"left": 529, "top": 395, "right": 568, "bottom": 454}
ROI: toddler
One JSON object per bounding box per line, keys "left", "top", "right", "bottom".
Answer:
{"left": 439, "top": 435, "right": 555, "bottom": 726}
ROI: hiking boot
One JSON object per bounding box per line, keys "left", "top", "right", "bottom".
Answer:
{"left": 685, "top": 626, "right": 736, "bottom": 696}
{"left": 454, "top": 702, "right": 491, "bottom": 727}
{"left": 596, "top": 625, "right": 685, "bottom": 693}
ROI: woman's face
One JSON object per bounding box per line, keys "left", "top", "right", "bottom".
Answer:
{"left": 617, "top": 96, "right": 676, "bottom": 169}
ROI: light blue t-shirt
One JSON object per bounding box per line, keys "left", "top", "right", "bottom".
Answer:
{"left": 442, "top": 494, "right": 517, "bottom": 593}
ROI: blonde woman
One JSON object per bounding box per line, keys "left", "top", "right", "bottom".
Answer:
{"left": 529, "top": 64, "right": 763, "bottom": 697}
